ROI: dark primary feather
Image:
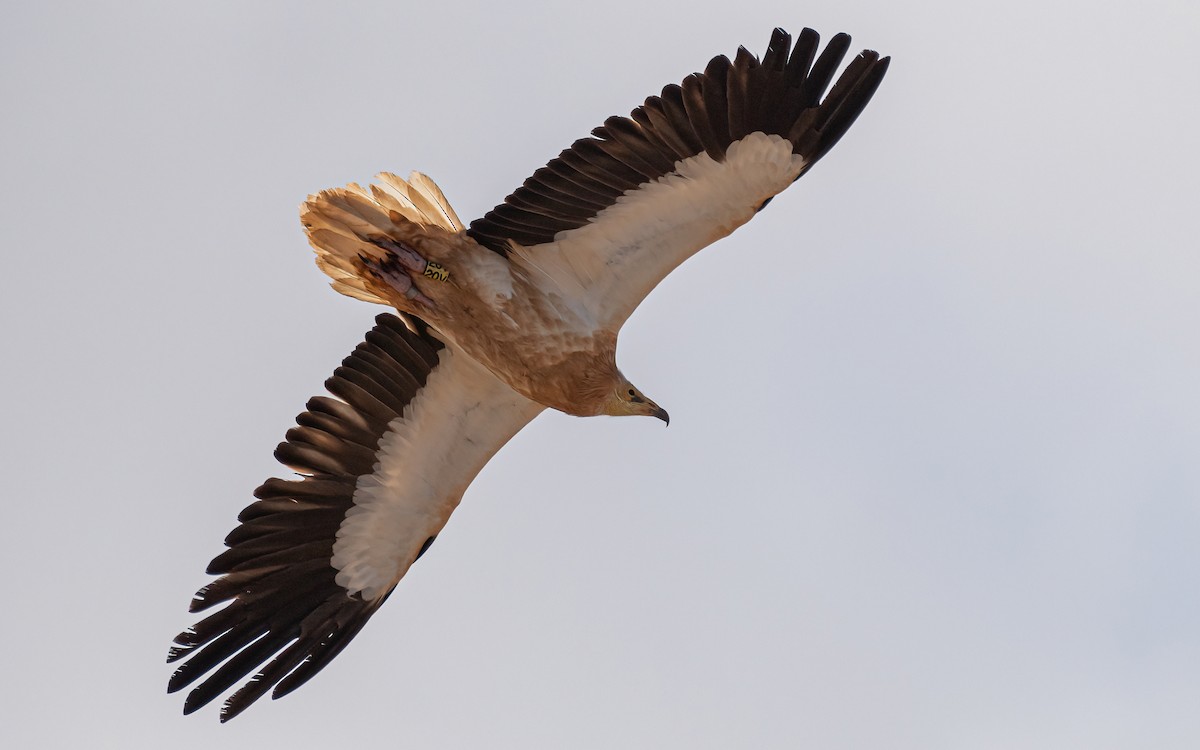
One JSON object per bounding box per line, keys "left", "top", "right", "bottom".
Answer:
{"left": 168, "top": 314, "right": 443, "bottom": 721}
{"left": 467, "top": 27, "right": 889, "bottom": 255}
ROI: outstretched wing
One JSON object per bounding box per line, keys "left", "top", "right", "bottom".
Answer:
{"left": 168, "top": 314, "right": 543, "bottom": 721}
{"left": 467, "top": 27, "right": 888, "bottom": 329}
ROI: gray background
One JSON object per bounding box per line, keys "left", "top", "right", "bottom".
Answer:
{"left": 3, "top": 0, "right": 1197, "bottom": 747}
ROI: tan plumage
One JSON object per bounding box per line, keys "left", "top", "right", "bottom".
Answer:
{"left": 301, "top": 172, "right": 463, "bottom": 306}
{"left": 303, "top": 173, "right": 638, "bottom": 416}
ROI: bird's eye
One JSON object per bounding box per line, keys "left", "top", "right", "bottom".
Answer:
{"left": 628, "top": 389, "right": 635, "bottom": 397}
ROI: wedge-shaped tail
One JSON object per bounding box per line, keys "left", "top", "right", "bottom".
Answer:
{"left": 301, "top": 172, "right": 464, "bottom": 305}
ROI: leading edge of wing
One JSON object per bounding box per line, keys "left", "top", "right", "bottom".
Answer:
{"left": 168, "top": 313, "right": 544, "bottom": 721}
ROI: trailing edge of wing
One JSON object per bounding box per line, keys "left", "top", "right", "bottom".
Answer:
{"left": 467, "top": 27, "right": 888, "bottom": 255}
{"left": 168, "top": 314, "right": 443, "bottom": 720}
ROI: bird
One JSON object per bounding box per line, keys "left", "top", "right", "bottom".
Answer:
{"left": 168, "top": 26, "right": 889, "bottom": 721}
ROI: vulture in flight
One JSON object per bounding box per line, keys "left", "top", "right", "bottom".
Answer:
{"left": 169, "top": 27, "right": 889, "bottom": 720}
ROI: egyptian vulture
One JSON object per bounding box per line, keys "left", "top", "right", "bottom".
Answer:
{"left": 169, "top": 27, "right": 889, "bottom": 720}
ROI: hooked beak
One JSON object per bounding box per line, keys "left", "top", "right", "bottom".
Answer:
{"left": 650, "top": 404, "right": 670, "bottom": 426}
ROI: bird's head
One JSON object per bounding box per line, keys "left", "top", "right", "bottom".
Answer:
{"left": 601, "top": 378, "right": 669, "bottom": 425}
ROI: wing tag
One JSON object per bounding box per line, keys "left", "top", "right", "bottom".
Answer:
{"left": 423, "top": 262, "right": 450, "bottom": 282}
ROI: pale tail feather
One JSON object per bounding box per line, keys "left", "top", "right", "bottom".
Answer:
{"left": 406, "top": 172, "right": 463, "bottom": 231}
{"left": 301, "top": 172, "right": 462, "bottom": 304}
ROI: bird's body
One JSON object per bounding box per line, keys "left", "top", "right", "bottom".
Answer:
{"left": 307, "top": 179, "right": 632, "bottom": 415}
{"left": 170, "top": 27, "right": 889, "bottom": 721}
{"left": 318, "top": 214, "right": 620, "bottom": 416}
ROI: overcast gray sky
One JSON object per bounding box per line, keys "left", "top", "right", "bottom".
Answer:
{"left": 3, "top": 1, "right": 1198, "bottom": 747}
